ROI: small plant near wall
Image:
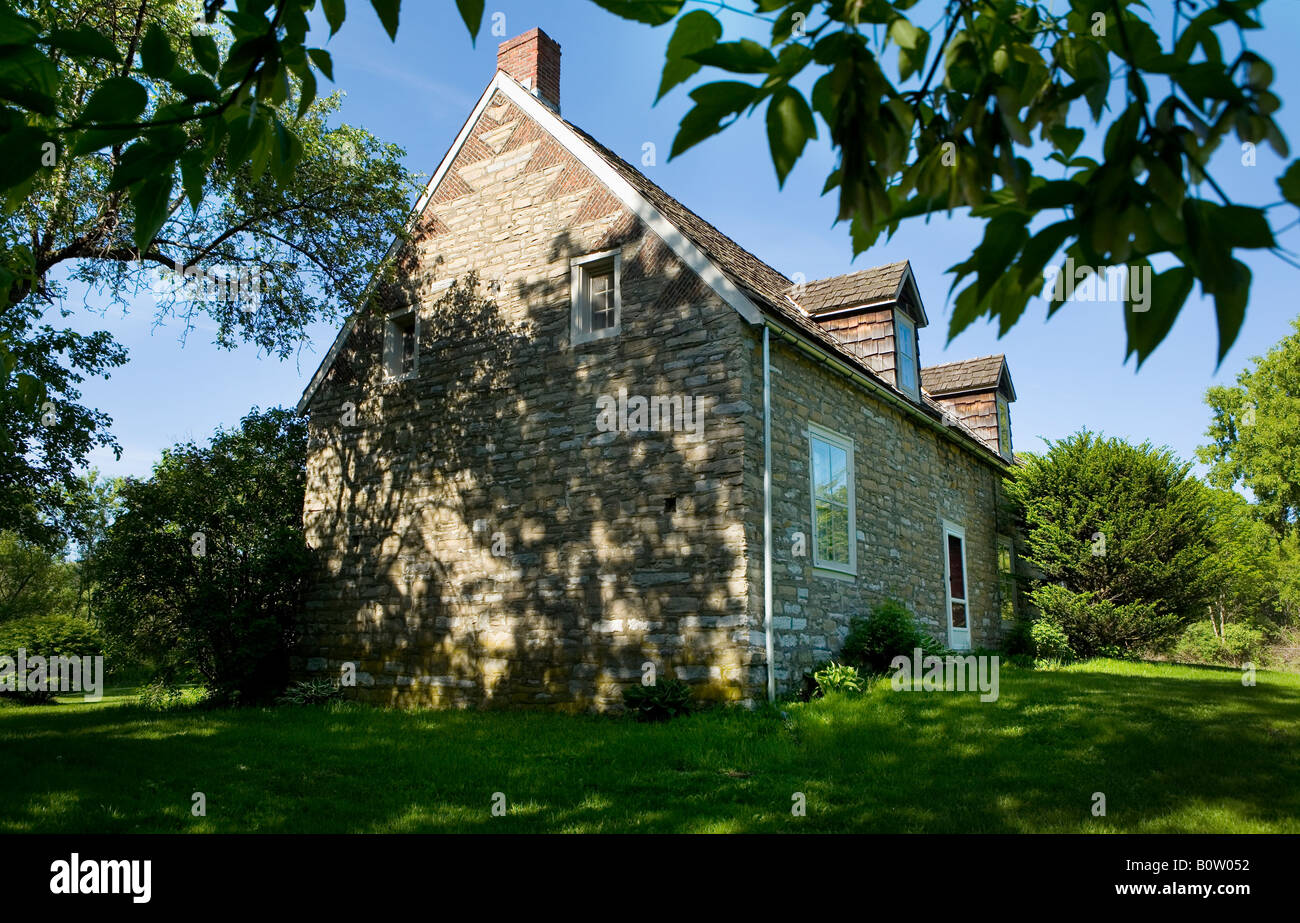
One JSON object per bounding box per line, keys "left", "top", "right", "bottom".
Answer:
{"left": 277, "top": 679, "right": 345, "bottom": 706}
{"left": 812, "top": 662, "right": 866, "bottom": 697}
{"left": 622, "top": 678, "right": 693, "bottom": 722}
{"left": 841, "top": 600, "right": 946, "bottom": 674}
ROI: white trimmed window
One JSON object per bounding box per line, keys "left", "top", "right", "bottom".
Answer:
{"left": 383, "top": 309, "right": 418, "bottom": 380}
{"left": 809, "top": 425, "right": 855, "bottom": 575}
{"left": 996, "top": 394, "right": 1013, "bottom": 459}
{"left": 571, "top": 250, "right": 621, "bottom": 345}
{"left": 894, "top": 309, "right": 919, "bottom": 400}
{"left": 943, "top": 520, "right": 970, "bottom": 649}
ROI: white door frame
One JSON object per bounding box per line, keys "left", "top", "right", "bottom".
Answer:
{"left": 942, "top": 519, "right": 970, "bottom": 650}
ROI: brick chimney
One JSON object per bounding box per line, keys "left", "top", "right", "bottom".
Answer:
{"left": 497, "top": 28, "right": 561, "bottom": 112}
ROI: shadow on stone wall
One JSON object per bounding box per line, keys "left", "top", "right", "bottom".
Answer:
{"left": 298, "top": 234, "right": 752, "bottom": 709}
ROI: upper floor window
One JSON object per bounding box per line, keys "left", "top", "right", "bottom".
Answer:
{"left": 571, "top": 250, "right": 621, "bottom": 345}
{"left": 809, "top": 424, "right": 855, "bottom": 574}
{"left": 383, "top": 309, "right": 418, "bottom": 380}
{"left": 894, "top": 309, "right": 919, "bottom": 400}
{"left": 996, "top": 394, "right": 1013, "bottom": 459}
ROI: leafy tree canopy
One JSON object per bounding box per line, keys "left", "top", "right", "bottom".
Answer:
{"left": 1005, "top": 430, "right": 1220, "bottom": 632}
{"left": 597, "top": 0, "right": 1297, "bottom": 366}
{"left": 1, "top": 0, "right": 415, "bottom": 546}
{"left": 94, "top": 405, "right": 312, "bottom": 701}
{"left": 1200, "top": 315, "right": 1300, "bottom": 536}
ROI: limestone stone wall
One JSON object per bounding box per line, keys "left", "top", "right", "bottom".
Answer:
{"left": 742, "top": 330, "right": 1012, "bottom": 691}
{"left": 296, "top": 90, "right": 763, "bottom": 709}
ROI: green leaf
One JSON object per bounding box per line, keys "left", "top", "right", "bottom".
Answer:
{"left": 688, "top": 39, "right": 777, "bottom": 74}
{"left": 169, "top": 70, "right": 221, "bottom": 102}
{"left": 180, "top": 148, "right": 205, "bottom": 210}
{"left": 370, "top": 0, "right": 400, "bottom": 41}
{"left": 1213, "top": 260, "right": 1250, "bottom": 363}
{"left": 0, "top": 45, "right": 60, "bottom": 114}
{"left": 270, "top": 117, "right": 303, "bottom": 184}
{"left": 70, "top": 125, "right": 137, "bottom": 155}
{"left": 588, "top": 0, "right": 685, "bottom": 27}
{"left": 766, "top": 86, "right": 815, "bottom": 187}
{"left": 0, "top": 8, "right": 39, "bottom": 46}
{"left": 322, "top": 0, "right": 346, "bottom": 37}
{"left": 887, "top": 17, "right": 922, "bottom": 51}
{"left": 1027, "top": 180, "right": 1081, "bottom": 210}
{"left": 190, "top": 32, "right": 221, "bottom": 75}
{"left": 1218, "top": 205, "right": 1274, "bottom": 249}
{"left": 455, "top": 0, "right": 484, "bottom": 42}
{"left": 670, "top": 81, "right": 757, "bottom": 159}
{"left": 130, "top": 174, "right": 175, "bottom": 251}
{"left": 975, "top": 214, "right": 1029, "bottom": 299}
{"left": 43, "top": 25, "right": 122, "bottom": 63}
{"left": 1276, "top": 160, "right": 1300, "bottom": 207}
{"left": 81, "top": 76, "right": 148, "bottom": 124}
{"left": 109, "top": 134, "right": 187, "bottom": 191}
{"left": 1049, "top": 126, "right": 1085, "bottom": 158}
{"left": 1126, "top": 266, "right": 1193, "bottom": 366}
{"left": 657, "top": 10, "right": 721, "bottom": 101}
{"left": 297, "top": 67, "right": 317, "bottom": 118}
{"left": 0, "top": 124, "right": 51, "bottom": 189}
{"left": 140, "top": 23, "right": 176, "bottom": 79}
{"left": 307, "top": 48, "right": 333, "bottom": 81}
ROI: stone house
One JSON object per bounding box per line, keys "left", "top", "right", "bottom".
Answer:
{"left": 293, "top": 28, "right": 1020, "bottom": 709}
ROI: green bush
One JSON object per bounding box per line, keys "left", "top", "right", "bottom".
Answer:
{"left": 0, "top": 615, "right": 104, "bottom": 704}
{"left": 1174, "top": 621, "right": 1267, "bottom": 667}
{"left": 1029, "top": 584, "right": 1178, "bottom": 658}
{"left": 622, "top": 678, "right": 693, "bottom": 721}
{"left": 812, "top": 661, "right": 865, "bottom": 696}
{"left": 841, "top": 600, "right": 945, "bottom": 674}
{"left": 1028, "top": 617, "right": 1076, "bottom": 663}
{"left": 95, "top": 408, "right": 313, "bottom": 705}
{"left": 139, "top": 680, "right": 185, "bottom": 711}
{"left": 277, "top": 678, "right": 344, "bottom": 706}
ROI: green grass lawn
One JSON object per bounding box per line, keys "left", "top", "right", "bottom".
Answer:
{"left": 2, "top": 659, "right": 1297, "bottom": 833}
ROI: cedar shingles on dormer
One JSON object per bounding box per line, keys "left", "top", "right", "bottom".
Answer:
{"left": 921, "top": 355, "right": 1017, "bottom": 459}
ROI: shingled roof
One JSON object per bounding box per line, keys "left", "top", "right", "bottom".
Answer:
{"left": 792, "top": 261, "right": 910, "bottom": 315}
{"left": 560, "top": 118, "right": 795, "bottom": 312}
{"left": 921, "top": 355, "right": 1015, "bottom": 401}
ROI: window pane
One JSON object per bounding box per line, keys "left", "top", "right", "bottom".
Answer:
{"left": 401, "top": 325, "right": 415, "bottom": 374}
{"left": 811, "top": 434, "right": 852, "bottom": 567}
{"left": 950, "top": 601, "right": 967, "bottom": 629}
{"left": 589, "top": 271, "right": 615, "bottom": 330}
{"left": 896, "top": 317, "right": 917, "bottom": 394}
{"left": 947, "top": 533, "right": 965, "bottom": 600}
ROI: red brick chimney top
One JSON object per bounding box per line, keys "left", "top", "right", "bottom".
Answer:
{"left": 497, "top": 28, "right": 561, "bottom": 111}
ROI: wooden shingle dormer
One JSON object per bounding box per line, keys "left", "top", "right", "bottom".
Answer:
{"left": 920, "top": 355, "right": 1017, "bottom": 460}
{"left": 791, "top": 260, "right": 928, "bottom": 401}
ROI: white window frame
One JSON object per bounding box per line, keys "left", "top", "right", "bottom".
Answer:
{"left": 570, "top": 249, "right": 622, "bottom": 346}
{"left": 808, "top": 424, "right": 856, "bottom": 577}
{"left": 383, "top": 307, "right": 419, "bottom": 381}
{"left": 894, "top": 308, "right": 920, "bottom": 401}
{"left": 942, "top": 519, "right": 970, "bottom": 650}
{"left": 996, "top": 394, "right": 1013, "bottom": 459}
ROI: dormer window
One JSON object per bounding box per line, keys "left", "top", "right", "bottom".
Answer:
{"left": 383, "top": 309, "right": 418, "bottom": 380}
{"left": 894, "top": 309, "right": 919, "bottom": 400}
{"left": 571, "top": 250, "right": 621, "bottom": 346}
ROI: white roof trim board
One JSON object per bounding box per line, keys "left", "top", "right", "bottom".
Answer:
{"left": 296, "top": 71, "right": 763, "bottom": 413}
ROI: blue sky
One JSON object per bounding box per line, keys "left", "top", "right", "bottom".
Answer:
{"left": 66, "top": 0, "right": 1300, "bottom": 479}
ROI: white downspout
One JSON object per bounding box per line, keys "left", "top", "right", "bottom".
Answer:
{"left": 762, "top": 326, "right": 775, "bottom": 703}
